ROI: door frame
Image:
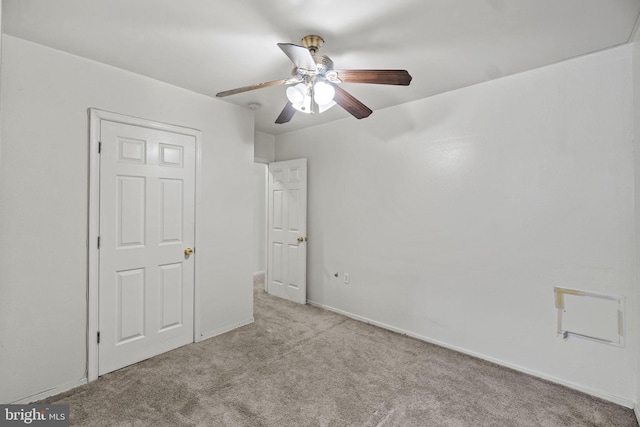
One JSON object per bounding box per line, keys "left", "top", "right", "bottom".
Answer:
{"left": 87, "top": 108, "right": 203, "bottom": 382}
{"left": 254, "top": 157, "right": 270, "bottom": 292}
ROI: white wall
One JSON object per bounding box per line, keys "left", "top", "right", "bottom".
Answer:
{"left": 255, "top": 131, "right": 275, "bottom": 162}
{"left": 253, "top": 163, "right": 267, "bottom": 274}
{"left": 253, "top": 131, "right": 274, "bottom": 276}
{"left": 0, "top": 0, "right": 3, "bottom": 167}
{"left": 276, "top": 45, "right": 636, "bottom": 405}
{"left": 0, "top": 35, "right": 254, "bottom": 403}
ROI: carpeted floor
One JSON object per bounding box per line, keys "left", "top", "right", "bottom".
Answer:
{"left": 43, "top": 275, "right": 638, "bottom": 426}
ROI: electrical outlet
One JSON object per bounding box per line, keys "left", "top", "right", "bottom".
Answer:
{"left": 343, "top": 273, "right": 350, "bottom": 284}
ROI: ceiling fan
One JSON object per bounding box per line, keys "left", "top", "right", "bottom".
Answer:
{"left": 216, "top": 35, "right": 412, "bottom": 124}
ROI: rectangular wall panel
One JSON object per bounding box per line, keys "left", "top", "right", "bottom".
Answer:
{"left": 116, "top": 268, "right": 145, "bottom": 344}
{"left": 159, "top": 263, "right": 183, "bottom": 331}
{"left": 273, "top": 190, "right": 283, "bottom": 231}
{"left": 272, "top": 243, "right": 283, "bottom": 285}
{"left": 159, "top": 179, "right": 183, "bottom": 244}
{"left": 117, "top": 176, "right": 146, "bottom": 248}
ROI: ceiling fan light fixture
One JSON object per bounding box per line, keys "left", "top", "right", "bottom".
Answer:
{"left": 217, "top": 34, "right": 412, "bottom": 124}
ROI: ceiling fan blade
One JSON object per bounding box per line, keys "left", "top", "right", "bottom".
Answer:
{"left": 332, "top": 84, "right": 373, "bottom": 119}
{"left": 332, "top": 69, "right": 412, "bottom": 86}
{"left": 277, "top": 43, "right": 317, "bottom": 72}
{"left": 216, "top": 78, "right": 300, "bottom": 97}
{"left": 275, "top": 101, "right": 296, "bottom": 124}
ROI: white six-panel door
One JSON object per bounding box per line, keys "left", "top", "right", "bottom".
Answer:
{"left": 267, "top": 159, "right": 307, "bottom": 304}
{"left": 98, "top": 120, "right": 196, "bottom": 375}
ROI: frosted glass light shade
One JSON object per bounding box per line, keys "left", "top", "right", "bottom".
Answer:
{"left": 313, "top": 81, "right": 335, "bottom": 105}
{"left": 287, "top": 83, "right": 312, "bottom": 113}
{"left": 286, "top": 83, "right": 307, "bottom": 105}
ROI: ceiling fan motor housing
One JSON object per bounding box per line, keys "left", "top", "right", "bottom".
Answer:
{"left": 292, "top": 54, "right": 334, "bottom": 80}
{"left": 313, "top": 55, "right": 333, "bottom": 73}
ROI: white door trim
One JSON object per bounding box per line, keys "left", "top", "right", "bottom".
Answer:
{"left": 254, "top": 159, "right": 269, "bottom": 292}
{"left": 87, "top": 108, "right": 202, "bottom": 382}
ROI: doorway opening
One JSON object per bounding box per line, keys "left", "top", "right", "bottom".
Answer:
{"left": 254, "top": 158, "right": 308, "bottom": 304}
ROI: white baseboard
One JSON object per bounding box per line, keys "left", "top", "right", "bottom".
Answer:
{"left": 307, "top": 300, "right": 635, "bottom": 409}
{"left": 10, "top": 378, "right": 88, "bottom": 404}
{"left": 199, "top": 317, "right": 254, "bottom": 342}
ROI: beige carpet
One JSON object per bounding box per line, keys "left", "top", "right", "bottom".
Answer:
{"left": 42, "top": 275, "right": 637, "bottom": 426}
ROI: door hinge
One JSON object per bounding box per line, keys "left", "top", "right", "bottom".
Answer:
{"left": 97, "top": 331, "right": 101, "bottom": 344}
{"left": 98, "top": 141, "right": 102, "bottom": 154}
{"left": 97, "top": 236, "right": 101, "bottom": 249}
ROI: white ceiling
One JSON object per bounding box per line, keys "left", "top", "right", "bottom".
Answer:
{"left": 3, "top": 0, "right": 640, "bottom": 135}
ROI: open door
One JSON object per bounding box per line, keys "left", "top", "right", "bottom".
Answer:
{"left": 267, "top": 159, "right": 307, "bottom": 304}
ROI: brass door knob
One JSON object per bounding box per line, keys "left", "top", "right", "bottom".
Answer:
{"left": 297, "top": 237, "right": 307, "bottom": 243}
{"left": 184, "top": 248, "right": 194, "bottom": 255}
